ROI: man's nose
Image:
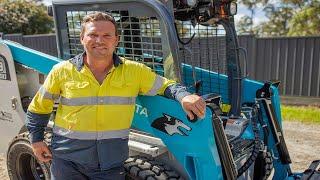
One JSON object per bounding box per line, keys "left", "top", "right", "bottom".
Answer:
{"left": 95, "top": 36, "right": 104, "bottom": 43}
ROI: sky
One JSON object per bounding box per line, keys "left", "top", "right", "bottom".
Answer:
{"left": 43, "top": 0, "right": 268, "bottom": 26}
{"left": 235, "top": 4, "right": 267, "bottom": 25}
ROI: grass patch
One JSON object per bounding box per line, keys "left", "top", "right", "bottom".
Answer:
{"left": 281, "top": 105, "right": 320, "bottom": 124}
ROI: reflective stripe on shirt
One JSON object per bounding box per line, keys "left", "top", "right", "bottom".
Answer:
{"left": 39, "top": 86, "right": 59, "bottom": 100}
{"left": 53, "top": 126, "right": 129, "bottom": 140}
{"left": 60, "top": 96, "right": 136, "bottom": 106}
{"left": 145, "top": 75, "right": 165, "bottom": 95}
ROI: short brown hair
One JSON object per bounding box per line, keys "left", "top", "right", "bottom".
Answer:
{"left": 80, "top": 12, "right": 118, "bottom": 38}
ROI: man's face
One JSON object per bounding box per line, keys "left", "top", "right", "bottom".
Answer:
{"left": 81, "top": 21, "right": 119, "bottom": 59}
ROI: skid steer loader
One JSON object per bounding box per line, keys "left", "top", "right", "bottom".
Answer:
{"left": 0, "top": 0, "right": 319, "bottom": 179}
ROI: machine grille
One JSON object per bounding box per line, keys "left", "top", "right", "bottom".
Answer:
{"left": 64, "top": 10, "right": 229, "bottom": 102}
{"left": 66, "top": 10, "right": 164, "bottom": 76}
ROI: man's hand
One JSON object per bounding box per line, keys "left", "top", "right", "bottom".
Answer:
{"left": 31, "top": 141, "right": 52, "bottom": 162}
{"left": 181, "top": 94, "right": 206, "bottom": 120}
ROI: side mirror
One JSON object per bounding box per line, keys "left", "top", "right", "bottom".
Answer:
{"left": 47, "top": 5, "right": 53, "bottom": 17}
{"left": 228, "top": 2, "right": 237, "bottom": 16}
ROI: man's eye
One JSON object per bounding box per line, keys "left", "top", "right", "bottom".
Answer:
{"left": 88, "top": 34, "right": 97, "bottom": 37}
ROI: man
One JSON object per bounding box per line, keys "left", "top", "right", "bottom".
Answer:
{"left": 26, "top": 12, "right": 206, "bottom": 179}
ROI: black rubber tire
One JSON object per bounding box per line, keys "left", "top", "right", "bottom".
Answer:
{"left": 7, "top": 132, "right": 51, "bottom": 180}
{"left": 253, "top": 151, "right": 273, "bottom": 180}
{"left": 124, "top": 156, "right": 184, "bottom": 180}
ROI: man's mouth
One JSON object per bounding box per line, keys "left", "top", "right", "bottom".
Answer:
{"left": 93, "top": 46, "right": 106, "bottom": 49}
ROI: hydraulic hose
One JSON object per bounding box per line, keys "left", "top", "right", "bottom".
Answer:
{"left": 237, "top": 105, "right": 263, "bottom": 177}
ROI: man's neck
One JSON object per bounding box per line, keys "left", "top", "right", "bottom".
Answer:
{"left": 84, "top": 54, "right": 114, "bottom": 84}
{"left": 84, "top": 54, "right": 113, "bottom": 73}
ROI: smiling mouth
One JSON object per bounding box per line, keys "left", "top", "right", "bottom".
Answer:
{"left": 93, "top": 46, "right": 107, "bottom": 49}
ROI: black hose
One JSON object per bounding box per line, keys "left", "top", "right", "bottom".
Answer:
{"left": 237, "top": 105, "right": 263, "bottom": 177}
{"left": 257, "top": 106, "right": 269, "bottom": 145}
{"left": 219, "top": 19, "right": 242, "bottom": 117}
{"left": 174, "top": 22, "right": 196, "bottom": 45}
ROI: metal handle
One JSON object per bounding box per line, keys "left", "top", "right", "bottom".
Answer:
{"left": 11, "top": 97, "right": 17, "bottom": 110}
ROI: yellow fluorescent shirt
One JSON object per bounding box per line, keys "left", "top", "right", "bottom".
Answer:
{"left": 28, "top": 55, "right": 175, "bottom": 136}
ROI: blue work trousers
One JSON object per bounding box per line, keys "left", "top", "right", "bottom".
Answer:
{"left": 50, "top": 156, "right": 125, "bottom": 180}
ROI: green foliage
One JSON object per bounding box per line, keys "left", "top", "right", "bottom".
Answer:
{"left": 238, "top": 0, "right": 320, "bottom": 37}
{"left": 255, "top": 6, "right": 293, "bottom": 37}
{"left": 237, "top": 15, "right": 254, "bottom": 35}
{"left": 0, "top": 0, "right": 53, "bottom": 35}
{"left": 287, "top": 2, "right": 320, "bottom": 36}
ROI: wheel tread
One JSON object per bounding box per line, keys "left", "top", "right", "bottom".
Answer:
{"left": 124, "top": 156, "right": 183, "bottom": 180}
{"left": 7, "top": 132, "right": 51, "bottom": 180}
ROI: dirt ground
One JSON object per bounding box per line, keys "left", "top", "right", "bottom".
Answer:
{"left": 0, "top": 121, "right": 319, "bottom": 179}
{"left": 282, "top": 121, "right": 320, "bottom": 172}
{"left": 0, "top": 152, "right": 8, "bottom": 180}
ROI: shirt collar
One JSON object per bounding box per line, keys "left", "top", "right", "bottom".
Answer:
{"left": 69, "top": 52, "right": 123, "bottom": 72}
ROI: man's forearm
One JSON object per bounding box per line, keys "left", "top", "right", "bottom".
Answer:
{"left": 164, "top": 83, "right": 192, "bottom": 102}
{"left": 25, "top": 111, "right": 51, "bottom": 143}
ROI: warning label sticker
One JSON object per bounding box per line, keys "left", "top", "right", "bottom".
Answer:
{"left": 0, "top": 110, "right": 13, "bottom": 122}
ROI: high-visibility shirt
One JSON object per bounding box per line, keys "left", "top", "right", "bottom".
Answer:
{"left": 26, "top": 53, "right": 191, "bottom": 169}
{"left": 28, "top": 53, "right": 177, "bottom": 140}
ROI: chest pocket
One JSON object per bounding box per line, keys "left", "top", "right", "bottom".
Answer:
{"left": 63, "top": 81, "right": 90, "bottom": 98}
{"left": 109, "top": 65, "right": 139, "bottom": 96}
{"left": 110, "top": 76, "right": 138, "bottom": 96}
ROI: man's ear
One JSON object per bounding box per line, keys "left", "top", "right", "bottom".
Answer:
{"left": 115, "top": 35, "right": 119, "bottom": 46}
{"left": 80, "top": 35, "right": 84, "bottom": 45}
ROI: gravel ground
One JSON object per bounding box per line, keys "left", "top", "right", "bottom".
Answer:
{"left": 282, "top": 121, "right": 320, "bottom": 172}
{"left": 0, "top": 121, "right": 319, "bottom": 179}
{"left": 0, "top": 153, "right": 8, "bottom": 180}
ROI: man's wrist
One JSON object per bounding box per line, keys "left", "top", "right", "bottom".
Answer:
{"left": 176, "top": 91, "right": 192, "bottom": 102}
{"left": 164, "top": 83, "right": 192, "bottom": 102}
{"left": 29, "top": 132, "right": 45, "bottom": 144}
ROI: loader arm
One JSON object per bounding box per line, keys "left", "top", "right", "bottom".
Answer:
{"left": 2, "top": 40, "right": 61, "bottom": 75}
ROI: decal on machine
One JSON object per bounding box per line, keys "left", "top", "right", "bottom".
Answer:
{"left": 0, "top": 110, "right": 13, "bottom": 122}
{"left": 0, "top": 54, "right": 11, "bottom": 81}
{"left": 151, "top": 113, "right": 191, "bottom": 136}
{"left": 135, "top": 104, "right": 148, "bottom": 118}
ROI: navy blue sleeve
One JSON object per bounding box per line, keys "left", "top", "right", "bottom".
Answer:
{"left": 164, "top": 83, "right": 192, "bottom": 102}
{"left": 25, "top": 110, "right": 51, "bottom": 143}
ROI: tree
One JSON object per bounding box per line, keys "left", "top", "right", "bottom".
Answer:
{"left": 287, "top": 1, "right": 320, "bottom": 36}
{"left": 255, "top": 0, "right": 301, "bottom": 37}
{"left": 237, "top": 15, "right": 254, "bottom": 35}
{"left": 237, "top": 0, "right": 269, "bottom": 34}
{"left": 255, "top": 6, "right": 294, "bottom": 37}
{"left": 0, "top": 0, "right": 53, "bottom": 35}
{"left": 253, "top": 0, "right": 318, "bottom": 37}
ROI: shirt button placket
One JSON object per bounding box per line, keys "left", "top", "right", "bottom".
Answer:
{"left": 97, "top": 88, "right": 104, "bottom": 130}
{"left": 97, "top": 131, "right": 103, "bottom": 140}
